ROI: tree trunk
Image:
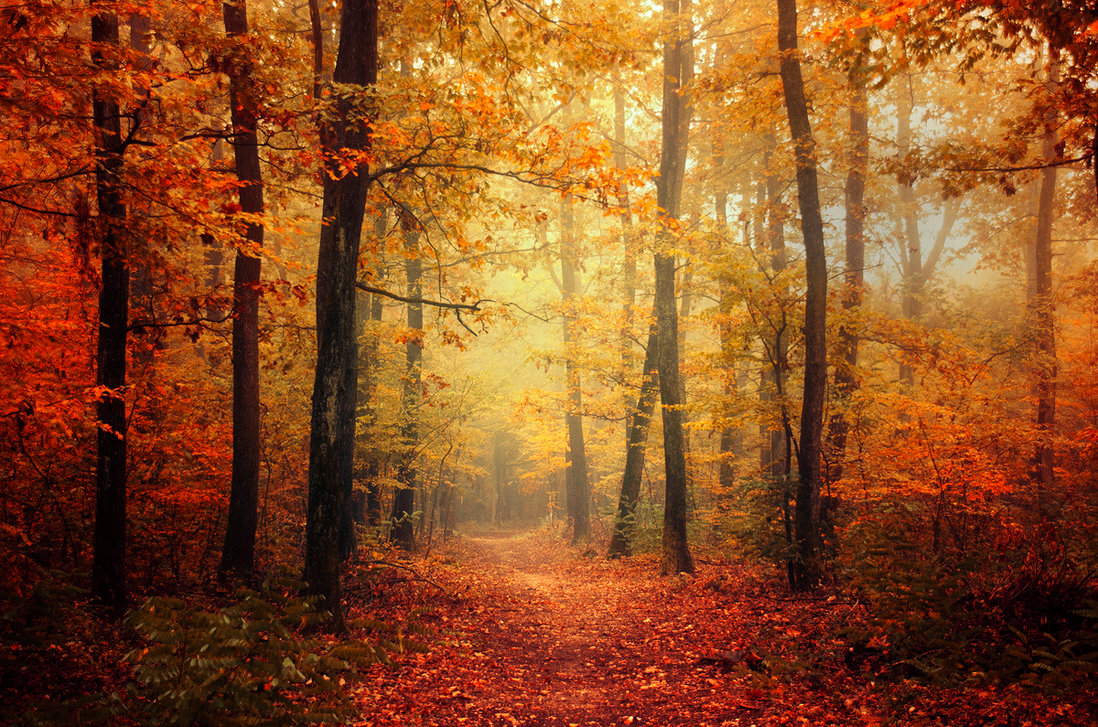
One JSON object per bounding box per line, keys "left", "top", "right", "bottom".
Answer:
{"left": 91, "top": 5, "right": 129, "bottom": 614}
{"left": 759, "top": 137, "right": 789, "bottom": 483}
{"left": 655, "top": 0, "right": 694, "bottom": 575}
{"left": 715, "top": 181, "right": 736, "bottom": 494}
{"left": 608, "top": 321, "right": 659, "bottom": 557}
{"left": 824, "top": 69, "right": 868, "bottom": 488}
{"left": 614, "top": 74, "right": 637, "bottom": 380}
{"left": 777, "top": 0, "right": 827, "bottom": 591}
{"left": 1033, "top": 58, "right": 1059, "bottom": 500}
{"left": 391, "top": 217, "right": 422, "bottom": 551}
{"left": 305, "top": 0, "right": 377, "bottom": 629}
{"left": 220, "top": 0, "right": 265, "bottom": 580}
{"left": 561, "top": 195, "right": 591, "bottom": 543}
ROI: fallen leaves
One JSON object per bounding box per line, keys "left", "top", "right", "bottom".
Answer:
{"left": 342, "top": 530, "right": 1098, "bottom": 726}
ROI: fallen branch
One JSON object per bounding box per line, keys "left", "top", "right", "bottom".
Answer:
{"left": 360, "top": 559, "right": 449, "bottom": 595}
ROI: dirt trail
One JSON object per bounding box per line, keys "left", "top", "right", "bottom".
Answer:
{"left": 354, "top": 531, "right": 1098, "bottom": 727}
{"left": 356, "top": 530, "right": 787, "bottom": 727}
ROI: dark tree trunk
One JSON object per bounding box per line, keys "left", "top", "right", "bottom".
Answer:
{"left": 777, "top": 0, "right": 827, "bottom": 591}
{"left": 219, "top": 0, "right": 265, "bottom": 580}
{"left": 391, "top": 218, "right": 422, "bottom": 551}
{"left": 344, "top": 276, "right": 383, "bottom": 556}
{"left": 305, "top": 0, "right": 377, "bottom": 629}
{"left": 561, "top": 196, "right": 591, "bottom": 543}
{"left": 607, "top": 73, "right": 650, "bottom": 559}
{"left": 608, "top": 321, "right": 659, "bottom": 557}
{"left": 824, "top": 70, "right": 868, "bottom": 488}
{"left": 655, "top": 0, "right": 694, "bottom": 576}
{"left": 91, "top": 6, "right": 129, "bottom": 614}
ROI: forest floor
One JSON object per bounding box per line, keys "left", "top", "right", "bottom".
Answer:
{"left": 347, "top": 529, "right": 1098, "bottom": 727}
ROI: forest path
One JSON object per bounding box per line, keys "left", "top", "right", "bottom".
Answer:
{"left": 352, "top": 528, "right": 886, "bottom": 727}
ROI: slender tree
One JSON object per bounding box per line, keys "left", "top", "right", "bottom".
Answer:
{"left": 655, "top": 0, "right": 694, "bottom": 575}
{"left": 305, "top": 0, "right": 378, "bottom": 628}
{"left": 91, "top": 3, "right": 129, "bottom": 613}
{"left": 607, "top": 323, "right": 658, "bottom": 557}
{"left": 1032, "top": 56, "right": 1059, "bottom": 499}
{"left": 824, "top": 65, "right": 869, "bottom": 488}
{"left": 220, "top": 0, "right": 265, "bottom": 579}
{"left": 391, "top": 214, "right": 422, "bottom": 550}
{"left": 560, "top": 194, "right": 592, "bottom": 543}
{"left": 777, "top": 0, "right": 827, "bottom": 591}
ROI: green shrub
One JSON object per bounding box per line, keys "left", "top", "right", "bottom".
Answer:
{"left": 125, "top": 582, "right": 386, "bottom": 726}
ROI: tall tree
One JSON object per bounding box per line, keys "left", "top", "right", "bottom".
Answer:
{"left": 777, "top": 0, "right": 827, "bottom": 591}
{"left": 219, "top": 0, "right": 265, "bottom": 579}
{"left": 607, "top": 73, "right": 654, "bottom": 559}
{"left": 655, "top": 0, "right": 694, "bottom": 575}
{"left": 1032, "top": 57, "right": 1059, "bottom": 499}
{"left": 90, "top": 3, "right": 129, "bottom": 613}
{"left": 825, "top": 63, "right": 869, "bottom": 488}
{"left": 391, "top": 214, "right": 422, "bottom": 550}
{"left": 560, "top": 194, "right": 592, "bottom": 543}
{"left": 607, "top": 322, "right": 658, "bottom": 557}
{"left": 893, "top": 71, "right": 959, "bottom": 386}
{"left": 305, "top": 0, "right": 378, "bottom": 628}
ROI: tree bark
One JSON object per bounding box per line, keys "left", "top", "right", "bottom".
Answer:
{"left": 655, "top": 0, "right": 694, "bottom": 575}
{"left": 219, "top": 0, "right": 265, "bottom": 580}
{"left": 824, "top": 69, "right": 868, "bottom": 488}
{"left": 305, "top": 0, "right": 377, "bottom": 629}
{"left": 608, "top": 321, "right": 659, "bottom": 557}
{"left": 777, "top": 0, "right": 827, "bottom": 591}
{"left": 91, "top": 5, "right": 129, "bottom": 614}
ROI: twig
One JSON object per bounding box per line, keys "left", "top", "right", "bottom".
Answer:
{"left": 361, "top": 559, "right": 449, "bottom": 594}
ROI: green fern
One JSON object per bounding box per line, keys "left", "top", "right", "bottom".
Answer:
{"left": 125, "top": 580, "right": 392, "bottom": 726}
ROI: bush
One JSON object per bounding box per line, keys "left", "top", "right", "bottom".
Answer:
{"left": 125, "top": 581, "right": 386, "bottom": 726}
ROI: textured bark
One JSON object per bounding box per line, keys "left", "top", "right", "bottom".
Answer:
{"left": 391, "top": 219, "right": 422, "bottom": 551}
{"left": 655, "top": 0, "right": 694, "bottom": 575}
{"left": 561, "top": 196, "right": 591, "bottom": 543}
{"left": 777, "top": 0, "right": 827, "bottom": 591}
{"left": 305, "top": 0, "right": 377, "bottom": 629}
{"left": 608, "top": 322, "right": 659, "bottom": 557}
{"left": 91, "top": 6, "right": 129, "bottom": 614}
{"left": 220, "top": 0, "right": 265, "bottom": 579}
{"left": 824, "top": 71, "right": 868, "bottom": 488}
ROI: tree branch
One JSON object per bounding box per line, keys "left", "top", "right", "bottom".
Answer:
{"left": 356, "top": 282, "right": 485, "bottom": 312}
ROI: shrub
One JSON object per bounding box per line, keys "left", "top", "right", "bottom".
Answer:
{"left": 125, "top": 581, "right": 386, "bottom": 726}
